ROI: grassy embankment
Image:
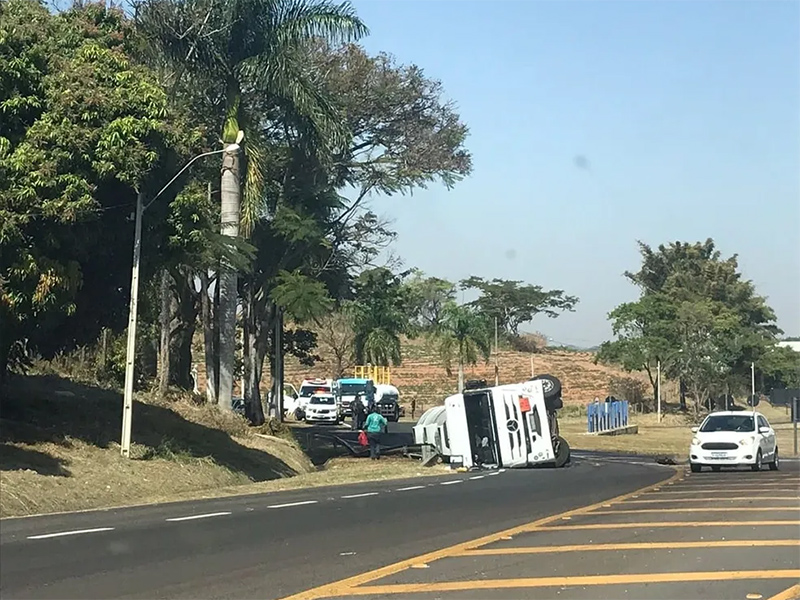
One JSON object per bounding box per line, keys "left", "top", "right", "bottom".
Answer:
{"left": 0, "top": 374, "right": 447, "bottom": 519}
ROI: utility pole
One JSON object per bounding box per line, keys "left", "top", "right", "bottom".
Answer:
{"left": 656, "top": 360, "right": 662, "bottom": 423}
{"left": 120, "top": 189, "right": 144, "bottom": 458}
{"left": 119, "top": 143, "right": 241, "bottom": 458}
{"left": 494, "top": 316, "right": 499, "bottom": 386}
{"left": 530, "top": 354, "right": 534, "bottom": 378}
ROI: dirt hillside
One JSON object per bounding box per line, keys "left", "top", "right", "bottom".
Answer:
{"left": 192, "top": 337, "right": 646, "bottom": 413}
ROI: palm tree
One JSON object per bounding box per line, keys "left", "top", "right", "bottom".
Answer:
{"left": 137, "top": 0, "right": 367, "bottom": 411}
{"left": 434, "top": 303, "right": 492, "bottom": 393}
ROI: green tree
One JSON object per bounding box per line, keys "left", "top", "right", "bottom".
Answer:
{"left": 351, "top": 267, "right": 412, "bottom": 367}
{"left": 137, "top": 0, "right": 368, "bottom": 412}
{"left": 601, "top": 239, "right": 783, "bottom": 409}
{"left": 432, "top": 302, "right": 492, "bottom": 392}
{"left": 0, "top": 0, "right": 199, "bottom": 382}
{"left": 404, "top": 270, "right": 456, "bottom": 332}
{"left": 460, "top": 277, "right": 579, "bottom": 339}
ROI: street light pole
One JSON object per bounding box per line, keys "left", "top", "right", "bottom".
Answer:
{"left": 120, "top": 142, "right": 242, "bottom": 458}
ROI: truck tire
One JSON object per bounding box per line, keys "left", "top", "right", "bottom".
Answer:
{"left": 392, "top": 405, "right": 400, "bottom": 422}
{"left": 553, "top": 436, "right": 570, "bottom": 468}
{"left": 531, "top": 374, "right": 562, "bottom": 399}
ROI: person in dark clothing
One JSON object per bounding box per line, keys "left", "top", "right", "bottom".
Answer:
{"left": 363, "top": 405, "right": 388, "bottom": 460}
{"left": 351, "top": 394, "right": 365, "bottom": 430}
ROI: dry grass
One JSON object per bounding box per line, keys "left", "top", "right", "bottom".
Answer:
{"left": 0, "top": 375, "right": 446, "bottom": 518}
{"left": 560, "top": 402, "right": 798, "bottom": 459}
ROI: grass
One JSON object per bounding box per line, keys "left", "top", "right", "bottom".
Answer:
{"left": 0, "top": 374, "right": 447, "bottom": 519}
{"left": 559, "top": 402, "right": 798, "bottom": 459}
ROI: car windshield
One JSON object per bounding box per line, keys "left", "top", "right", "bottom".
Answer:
{"left": 300, "top": 385, "right": 329, "bottom": 397}
{"left": 700, "top": 415, "right": 755, "bottom": 433}
{"left": 339, "top": 383, "right": 367, "bottom": 395}
{"left": 310, "top": 396, "right": 335, "bottom": 405}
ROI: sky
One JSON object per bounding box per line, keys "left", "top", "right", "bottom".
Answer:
{"left": 349, "top": 0, "right": 800, "bottom": 347}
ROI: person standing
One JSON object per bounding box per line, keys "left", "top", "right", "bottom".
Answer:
{"left": 363, "top": 406, "right": 388, "bottom": 460}
{"left": 351, "top": 393, "right": 365, "bottom": 430}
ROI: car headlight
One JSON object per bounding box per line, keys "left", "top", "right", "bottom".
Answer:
{"left": 739, "top": 436, "right": 755, "bottom": 446}
{"left": 691, "top": 437, "right": 700, "bottom": 446}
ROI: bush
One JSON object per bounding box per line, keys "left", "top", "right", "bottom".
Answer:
{"left": 508, "top": 333, "right": 546, "bottom": 353}
{"left": 608, "top": 376, "right": 650, "bottom": 411}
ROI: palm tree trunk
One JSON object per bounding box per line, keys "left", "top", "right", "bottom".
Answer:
{"left": 217, "top": 145, "right": 240, "bottom": 412}
{"left": 457, "top": 358, "right": 464, "bottom": 393}
{"left": 242, "top": 281, "right": 265, "bottom": 425}
{"left": 158, "top": 268, "right": 172, "bottom": 397}
{"left": 200, "top": 269, "right": 217, "bottom": 403}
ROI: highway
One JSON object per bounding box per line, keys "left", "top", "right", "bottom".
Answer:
{"left": 0, "top": 452, "right": 671, "bottom": 599}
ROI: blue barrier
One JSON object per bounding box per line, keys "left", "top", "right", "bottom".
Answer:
{"left": 587, "top": 400, "right": 629, "bottom": 433}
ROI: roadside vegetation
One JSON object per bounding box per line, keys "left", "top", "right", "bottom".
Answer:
{"left": 1, "top": 0, "right": 798, "bottom": 518}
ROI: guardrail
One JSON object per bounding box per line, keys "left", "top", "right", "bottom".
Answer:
{"left": 587, "top": 399, "right": 629, "bottom": 433}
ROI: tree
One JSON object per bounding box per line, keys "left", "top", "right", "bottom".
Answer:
{"left": 595, "top": 294, "right": 676, "bottom": 401}
{"left": 0, "top": 0, "right": 198, "bottom": 382}
{"left": 432, "top": 302, "right": 492, "bottom": 392}
{"left": 351, "top": 267, "right": 412, "bottom": 367}
{"left": 315, "top": 305, "right": 356, "bottom": 379}
{"left": 460, "top": 277, "right": 579, "bottom": 338}
{"left": 137, "top": 0, "right": 368, "bottom": 412}
{"left": 601, "top": 239, "right": 783, "bottom": 409}
{"left": 404, "top": 270, "right": 456, "bottom": 332}
{"left": 758, "top": 344, "right": 800, "bottom": 392}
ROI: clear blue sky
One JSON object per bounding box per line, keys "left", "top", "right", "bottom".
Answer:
{"left": 352, "top": 0, "right": 800, "bottom": 347}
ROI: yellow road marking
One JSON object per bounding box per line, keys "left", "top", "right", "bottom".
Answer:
{"left": 460, "top": 540, "right": 800, "bottom": 556}
{"left": 276, "top": 469, "right": 682, "bottom": 600}
{"left": 644, "top": 490, "right": 796, "bottom": 495}
{"left": 768, "top": 583, "right": 800, "bottom": 600}
{"left": 589, "top": 507, "right": 800, "bottom": 514}
{"left": 333, "top": 570, "right": 800, "bottom": 597}
{"left": 530, "top": 520, "right": 800, "bottom": 531}
{"left": 623, "top": 496, "right": 800, "bottom": 503}
{"left": 669, "top": 483, "right": 799, "bottom": 489}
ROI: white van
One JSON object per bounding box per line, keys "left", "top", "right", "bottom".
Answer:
{"left": 443, "top": 377, "right": 569, "bottom": 469}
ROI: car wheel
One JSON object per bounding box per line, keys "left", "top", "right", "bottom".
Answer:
{"left": 711, "top": 466, "right": 721, "bottom": 472}
{"left": 769, "top": 447, "right": 779, "bottom": 471}
{"left": 690, "top": 463, "right": 701, "bottom": 473}
{"left": 553, "top": 436, "right": 570, "bottom": 468}
{"left": 751, "top": 449, "right": 762, "bottom": 472}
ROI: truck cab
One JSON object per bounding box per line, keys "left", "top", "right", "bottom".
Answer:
{"left": 443, "top": 377, "right": 569, "bottom": 469}
{"left": 334, "top": 378, "right": 375, "bottom": 417}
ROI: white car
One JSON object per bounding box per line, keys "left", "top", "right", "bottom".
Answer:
{"left": 689, "top": 411, "right": 779, "bottom": 472}
{"left": 303, "top": 394, "right": 340, "bottom": 425}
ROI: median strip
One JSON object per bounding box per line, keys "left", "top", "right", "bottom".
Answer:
{"left": 531, "top": 520, "right": 800, "bottom": 532}
{"left": 27, "top": 527, "right": 115, "bottom": 540}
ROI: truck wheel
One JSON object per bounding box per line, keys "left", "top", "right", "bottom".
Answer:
{"left": 393, "top": 405, "right": 400, "bottom": 422}
{"left": 532, "top": 374, "right": 562, "bottom": 399}
{"left": 554, "top": 436, "right": 570, "bottom": 468}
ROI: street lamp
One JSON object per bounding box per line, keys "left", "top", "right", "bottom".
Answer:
{"left": 120, "top": 141, "right": 242, "bottom": 458}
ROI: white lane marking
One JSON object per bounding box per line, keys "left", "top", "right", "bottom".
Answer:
{"left": 499, "top": 469, "right": 506, "bottom": 473}
{"left": 440, "top": 480, "right": 462, "bottom": 486}
{"left": 28, "top": 527, "right": 114, "bottom": 540}
{"left": 267, "top": 500, "right": 318, "bottom": 509}
{"left": 397, "top": 485, "right": 425, "bottom": 491}
{"left": 341, "top": 492, "right": 379, "bottom": 499}
{"left": 165, "top": 511, "right": 232, "bottom": 522}
{"left": 487, "top": 472, "right": 500, "bottom": 476}
{"left": 470, "top": 475, "right": 485, "bottom": 480}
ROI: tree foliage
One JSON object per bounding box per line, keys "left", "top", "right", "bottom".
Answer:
{"left": 460, "top": 276, "right": 579, "bottom": 338}
{"left": 599, "top": 239, "right": 787, "bottom": 409}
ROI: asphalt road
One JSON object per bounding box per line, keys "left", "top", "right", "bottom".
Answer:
{"left": 0, "top": 453, "right": 671, "bottom": 599}
{"left": 288, "top": 461, "right": 800, "bottom": 600}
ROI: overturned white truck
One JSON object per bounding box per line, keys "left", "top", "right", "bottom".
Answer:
{"left": 413, "top": 375, "right": 570, "bottom": 469}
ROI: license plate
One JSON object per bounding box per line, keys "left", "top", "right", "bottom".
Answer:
{"left": 711, "top": 452, "right": 727, "bottom": 457}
